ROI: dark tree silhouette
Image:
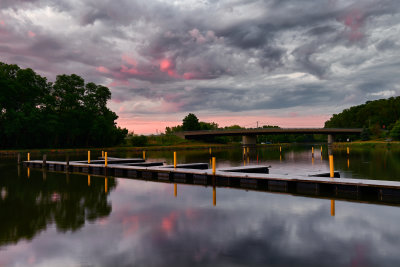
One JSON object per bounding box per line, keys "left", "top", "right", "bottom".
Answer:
{"left": 0, "top": 62, "right": 127, "bottom": 148}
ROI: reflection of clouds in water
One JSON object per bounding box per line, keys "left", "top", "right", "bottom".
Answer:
{"left": 3, "top": 178, "right": 400, "bottom": 266}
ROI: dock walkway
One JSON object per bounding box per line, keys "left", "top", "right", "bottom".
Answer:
{"left": 24, "top": 157, "right": 400, "bottom": 205}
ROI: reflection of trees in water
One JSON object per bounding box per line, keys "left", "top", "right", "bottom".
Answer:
{"left": 0, "top": 169, "right": 116, "bottom": 246}
{"left": 335, "top": 148, "right": 400, "bottom": 181}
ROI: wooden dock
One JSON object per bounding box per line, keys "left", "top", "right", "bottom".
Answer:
{"left": 23, "top": 157, "right": 400, "bottom": 205}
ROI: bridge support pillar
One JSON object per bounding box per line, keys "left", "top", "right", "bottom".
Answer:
{"left": 242, "top": 135, "right": 257, "bottom": 146}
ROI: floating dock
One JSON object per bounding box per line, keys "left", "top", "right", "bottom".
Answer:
{"left": 23, "top": 157, "right": 400, "bottom": 205}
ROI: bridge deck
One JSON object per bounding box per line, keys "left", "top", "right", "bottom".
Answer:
{"left": 182, "top": 128, "right": 363, "bottom": 138}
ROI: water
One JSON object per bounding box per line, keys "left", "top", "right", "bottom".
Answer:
{"left": 1, "top": 145, "right": 400, "bottom": 266}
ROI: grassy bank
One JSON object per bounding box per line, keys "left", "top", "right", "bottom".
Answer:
{"left": 333, "top": 140, "right": 400, "bottom": 151}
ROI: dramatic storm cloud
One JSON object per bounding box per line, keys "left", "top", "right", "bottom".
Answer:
{"left": 1, "top": 0, "right": 400, "bottom": 133}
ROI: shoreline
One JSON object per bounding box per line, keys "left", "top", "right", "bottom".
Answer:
{"left": 1, "top": 141, "right": 398, "bottom": 156}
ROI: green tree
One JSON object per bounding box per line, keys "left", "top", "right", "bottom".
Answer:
{"left": 361, "top": 126, "right": 370, "bottom": 141}
{"left": 0, "top": 61, "right": 127, "bottom": 149}
{"left": 390, "top": 120, "right": 400, "bottom": 140}
{"left": 182, "top": 113, "right": 200, "bottom": 131}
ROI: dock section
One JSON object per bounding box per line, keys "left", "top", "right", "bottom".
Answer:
{"left": 23, "top": 157, "right": 400, "bottom": 205}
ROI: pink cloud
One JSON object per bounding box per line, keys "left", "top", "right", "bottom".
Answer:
{"left": 122, "top": 54, "right": 137, "bottom": 66}
{"left": 160, "top": 59, "right": 171, "bottom": 71}
{"left": 96, "top": 66, "right": 110, "bottom": 73}
{"left": 28, "top": 31, "right": 36, "bottom": 37}
{"left": 121, "top": 64, "right": 140, "bottom": 75}
{"left": 340, "top": 9, "right": 365, "bottom": 42}
{"left": 108, "top": 79, "right": 129, "bottom": 87}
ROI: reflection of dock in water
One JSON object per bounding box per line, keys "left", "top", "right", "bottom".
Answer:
{"left": 23, "top": 156, "right": 400, "bottom": 206}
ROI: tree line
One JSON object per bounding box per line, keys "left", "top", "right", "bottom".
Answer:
{"left": 0, "top": 62, "right": 127, "bottom": 149}
{"left": 324, "top": 96, "right": 400, "bottom": 140}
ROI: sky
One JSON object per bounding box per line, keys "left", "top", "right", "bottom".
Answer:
{"left": 1, "top": 0, "right": 400, "bottom": 134}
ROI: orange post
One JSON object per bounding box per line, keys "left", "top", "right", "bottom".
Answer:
{"left": 105, "top": 152, "right": 108, "bottom": 167}
{"left": 329, "top": 155, "right": 334, "bottom": 178}
{"left": 174, "top": 152, "right": 177, "bottom": 168}
{"left": 212, "top": 157, "right": 216, "bottom": 175}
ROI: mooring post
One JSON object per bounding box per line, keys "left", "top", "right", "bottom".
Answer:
{"left": 17, "top": 153, "right": 21, "bottom": 164}
{"left": 27, "top": 152, "right": 30, "bottom": 161}
{"left": 312, "top": 147, "right": 314, "bottom": 157}
{"left": 88, "top": 151, "right": 90, "bottom": 164}
{"left": 280, "top": 146, "right": 282, "bottom": 153}
{"left": 42, "top": 154, "right": 47, "bottom": 168}
{"left": 320, "top": 146, "right": 323, "bottom": 155}
{"left": 174, "top": 152, "right": 177, "bottom": 168}
{"left": 329, "top": 155, "right": 334, "bottom": 178}
{"left": 105, "top": 177, "right": 108, "bottom": 193}
{"left": 105, "top": 152, "right": 108, "bottom": 167}
{"left": 331, "top": 200, "right": 335, "bottom": 216}
{"left": 209, "top": 147, "right": 212, "bottom": 155}
{"left": 347, "top": 147, "right": 349, "bottom": 155}
{"left": 102, "top": 150, "right": 104, "bottom": 158}
{"left": 143, "top": 150, "right": 146, "bottom": 160}
{"left": 212, "top": 157, "right": 216, "bottom": 175}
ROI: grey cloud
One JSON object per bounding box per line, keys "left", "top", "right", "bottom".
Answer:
{"left": 1, "top": 0, "right": 400, "bottom": 122}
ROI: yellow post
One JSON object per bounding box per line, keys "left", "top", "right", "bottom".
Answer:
{"left": 213, "top": 186, "right": 216, "bottom": 206}
{"left": 212, "top": 157, "right": 216, "bottom": 175}
{"left": 143, "top": 150, "right": 146, "bottom": 160}
{"left": 88, "top": 150, "right": 91, "bottom": 164}
{"left": 331, "top": 200, "right": 335, "bottom": 216}
{"left": 347, "top": 158, "right": 350, "bottom": 168}
{"left": 174, "top": 184, "right": 177, "bottom": 197}
{"left": 88, "top": 175, "right": 91, "bottom": 186}
{"left": 105, "top": 178, "right": 108, "bottom": 193}
{"left": 247, "top": 147, "right": 249, "bottom": 153}
{"left": 243, "top": 147, "right": 246, "bottom": 156}
{"left": 347, "top": 147, "right": 350, "bottom": 155}
{"left": 174, "top": 152, "right": 177, "bottom": 168}
{"left": 102, "top": 150, "right": 104, "bottom": 158}
{"left": 280, "top": 146, "right": 282, "bottom": 153}
{"left": 320, "top": 146, "right": 323, "bottom": 155}
{"left": 105, "top": 152, "right": 108, "bottom": 167}
{"left": 209, "top": 147, "right": 212, "bottom": 155}
{"left": 329, "top": 155, "right": 334, "bottom": 178}
{"left": 27, "top": 152, "right": 30, "bottom": 161}
{"left": 312, "top": 147, "right": 314, "bottom": 156}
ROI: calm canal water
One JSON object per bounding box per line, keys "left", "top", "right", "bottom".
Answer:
{"left": 1, "top": 145, "right": 400, "bottom": 266}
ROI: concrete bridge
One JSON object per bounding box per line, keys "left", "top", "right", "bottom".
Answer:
{"left": 180, "top": 128, "right": 363, "bottom": 146}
